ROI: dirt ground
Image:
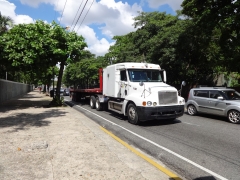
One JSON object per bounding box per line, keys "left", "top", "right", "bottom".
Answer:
{"left": 0, "top": 90, "right": 173, "bottom": 180}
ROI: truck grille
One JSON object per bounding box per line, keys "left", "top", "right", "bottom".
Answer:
{"left": 158, "top": 91, "right": 177, "bottom": 105}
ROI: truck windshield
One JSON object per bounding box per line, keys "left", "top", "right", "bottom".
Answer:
{"left": 128, "top": 69, "right": 163, "bottom": 82}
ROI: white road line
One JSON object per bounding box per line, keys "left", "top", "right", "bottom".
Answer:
{"left": 74, "top": 104, "right": 228, "bottom": 180}
{"left": 182, "top": 122, "right": 200, "bottom": 126}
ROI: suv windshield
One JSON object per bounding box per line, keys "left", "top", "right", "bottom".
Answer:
{"left": 128, "top": 69, "right": 163, "bottom": 82}
{"left": 221, "top": 90, "right": 240, "bottom": 100}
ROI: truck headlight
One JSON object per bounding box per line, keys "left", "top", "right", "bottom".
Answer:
{"left": 147, "top": 101, "right": 152, "bottom": 106}
{"left": 179, "top": 99, "right": 185, "bottom": 105}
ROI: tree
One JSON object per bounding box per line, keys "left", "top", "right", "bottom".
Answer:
{"left": 181, "top": 0, "right": 240, "bottom": 72}
{"left": 0, "top": 20, "right": 87, "bottom": 104}
{"left": 0, "top": 12, "right": 13, "bottom": 35}
{"left": 0, "top": 12, "right": 14, "bottom": 79}
{"left": 106, "top": 33, "right": 141, "bottom": 63}
{"left": 104, "top": 11, "right": 221, "bottom": 85}
{"left": 63, "top": 53, "right": 108, "bottom": 88}
{"left": 49, "top": 22, "right": 87, "bottom": 100}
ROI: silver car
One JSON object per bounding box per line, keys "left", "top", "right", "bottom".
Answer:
{"left": 186, "top": 87, "right": 240, "bottom": 124}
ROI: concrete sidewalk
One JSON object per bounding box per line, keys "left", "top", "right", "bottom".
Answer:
{"left": 0, "top": 90, "right": 178, "bottom": 180}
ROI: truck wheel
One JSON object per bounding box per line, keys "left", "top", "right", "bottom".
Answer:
{"left": 127, "top": 103, "right": 139, "bottom": 125}
{"left": 90, "top": 96, "right": 96, "bottom": 109}
{"left": 71, "top": 92, "right": 75, "bottom": 101}
{"left": 96, "top": 97, "right": 103, "bottom": 111}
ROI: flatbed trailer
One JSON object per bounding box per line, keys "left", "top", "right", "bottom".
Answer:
{"left": 70, "top": 69, "right": 103, "bottom": 102}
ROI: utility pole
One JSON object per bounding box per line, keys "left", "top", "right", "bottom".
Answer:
{"left": 52, "top": 67, "right": 54, "bottom": 98}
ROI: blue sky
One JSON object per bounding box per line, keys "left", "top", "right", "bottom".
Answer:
{"left": 0, "top": 0, "right": 183, "bottom": 56}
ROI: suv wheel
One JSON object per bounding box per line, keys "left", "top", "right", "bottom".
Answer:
{"left": 187, "top": 105, "right": 197, "bottom": 116}
{"left": 227, "top": 110, "right": 240, "bottom": 124}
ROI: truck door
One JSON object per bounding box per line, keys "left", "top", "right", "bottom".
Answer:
{"left": 119, "top": 70, "right": 129, "bottom": 98}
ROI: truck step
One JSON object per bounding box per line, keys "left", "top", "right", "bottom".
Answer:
{"left": 108, "top": 101, "right": 123, "bottom": 114}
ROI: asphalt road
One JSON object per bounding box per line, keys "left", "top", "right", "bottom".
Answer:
{"left": 64, "top": 96, "right": 240, "bottom": 180}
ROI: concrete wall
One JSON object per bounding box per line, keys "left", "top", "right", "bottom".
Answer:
{"left": 0, "top": 79, "right": 34, "bottom": 104}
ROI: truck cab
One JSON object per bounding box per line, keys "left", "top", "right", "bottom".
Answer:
{"left": 101, "top": 62, "right": 185, "bottom": 124}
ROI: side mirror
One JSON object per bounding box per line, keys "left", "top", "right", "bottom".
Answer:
{"left": 217, "top": 96, "right": 224, "bottom": 100}
{"left": 163, "top": 70, "right": 167, "bottom": 83}
{"left": 179, "top": 81, "right": 186, "bottom": 96}
{"left": 139, "top": 81, "right": 144, "bottom": 86}
{"left": 182, "top": 81, "right": 186, "bottom": 86}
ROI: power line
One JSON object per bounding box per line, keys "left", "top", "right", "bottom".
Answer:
{"left": 70, "top": 0, "right": 84, "bottom": 31}
{"left": 76, "top": 0, "right": 94, "bottom": 32}
{"left": 59, "top": 0, "right": 68, "bottom": 24}
{"left": 71, "top": 0, "right": 89, "bottom": 32}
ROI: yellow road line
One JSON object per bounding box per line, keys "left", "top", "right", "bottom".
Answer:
{"left": 100, "top": 126, "right": 182, "bottom": 180}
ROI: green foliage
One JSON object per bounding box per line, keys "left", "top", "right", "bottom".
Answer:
{"left": 63, "top": 52, "right": 108, "bottom": 88}
{"left": 224, "top": 72, "right": 240, "bottom": 87}
{"left": 0, "top": 20, "right": 87, "bottom": 105}
{"left": 0, "top": 12, "right": 13, "bottom": 35}
{"left": 0, "top": 21, "right": 55, "bottom": 82}
{"left": 106, "top": 33, "right": 141, "bottom": 63}
{"left": 1, "top": 5, "right": 239, "bottom": 91}
{"left": 0, "top": 12, "right": 14, "bottom": 79}
{"left": 106, "top": 12, "right": 195, "bottom": 84}
{"left": 104, "top": 10, "right": 238, "bottom": 86}
{"left": 181, "top": 0, "right": 240, "bottom": 72}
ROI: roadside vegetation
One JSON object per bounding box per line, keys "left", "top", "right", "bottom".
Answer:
{"left": 0, "top": 0, "right": 239, "bottom": 105}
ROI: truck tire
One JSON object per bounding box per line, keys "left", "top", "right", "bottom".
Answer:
{"left": 71, "top": 92, "right": 76, "bottom": 102}
{"left": 90, "top": 96, "right": 96, "bottom": 109}
{"left": 127, "top": 103, "right": 139, "bottom": 125}
{"left": 96, "top": 97, "right": 103, "bottom": 111}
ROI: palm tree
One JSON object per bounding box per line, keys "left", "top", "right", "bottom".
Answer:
{"left": 0, "top": 12, "right": 14, "bottom": 80}
{"left": 0, "top": 12, "right": 14, "bottom": 35}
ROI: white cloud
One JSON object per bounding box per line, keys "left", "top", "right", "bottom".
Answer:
{"left": 88, "top": 38, "right": 114, "bottom": 56}
{"left": 97, "top": 0, "right": 142, "bottom": 37}
{"left": 53, "top": 0, "right": 142, "bottom": 56}
{"left": 146, "top": 0, "right": 183, "bottom": 11}
{"left": 1, "top": 0, "right": 183, "bottom": 56}
{"left": 19, "top": 0, "right": 55, "bottom": 8}
{"left": 56, "top": 0, "right": 142, "bottom": 36}
{"left": 0, "top": 0, "right": 140, "bottom": 56}
{"left": 77, "top": 25, "right": 114, "bottom": 56}
{"left": 0, "top": 0, "right": 34, "bottom": 24}
{"left": 0, "top": 0, "right": 15, "bottom": 17}
{"left": 14, "top": 15, "right": 34, "bottom": 24}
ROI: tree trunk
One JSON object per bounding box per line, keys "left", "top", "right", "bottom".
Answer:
{"left": 56, "top": 61, "right": 65, "bottom": 99}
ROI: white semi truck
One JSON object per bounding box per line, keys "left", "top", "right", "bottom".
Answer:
{"left": 70, "top": 62, "right": 185, "bottom": 124}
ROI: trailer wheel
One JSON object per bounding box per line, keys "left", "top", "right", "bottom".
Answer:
{"left": 96, "top": 97, "right": 103, "bottom": 111}
{"left": 71, "top": 92, "right": 76, "bottom": 102}
{"left": 90, "top": 96, "right": 96, "bottom": 109}
{"left": 127, "top": 103, "right": 139, "bottom": 125}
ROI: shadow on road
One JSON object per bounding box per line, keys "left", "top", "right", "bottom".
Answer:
{"left": 192, "top": 176, "right": 217, "bottom": 180}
